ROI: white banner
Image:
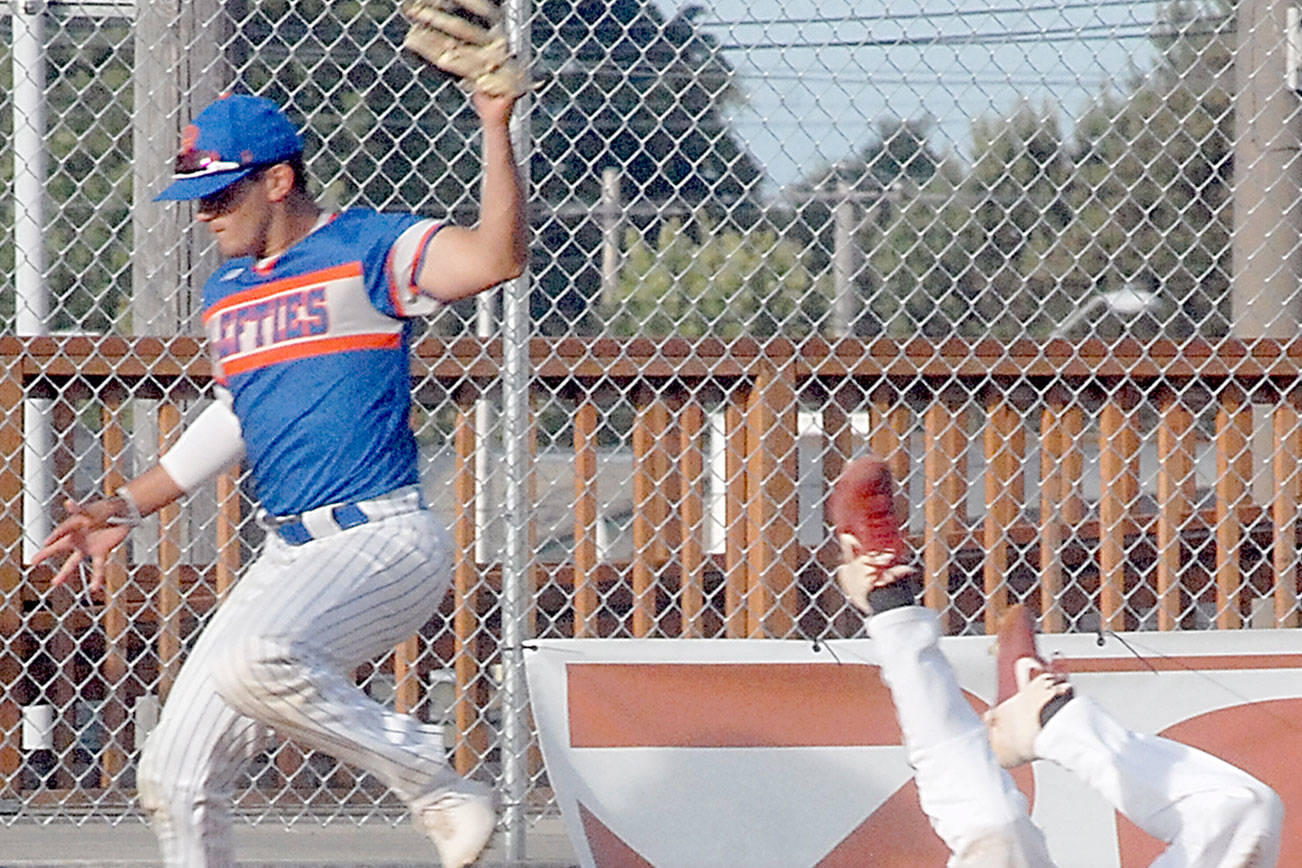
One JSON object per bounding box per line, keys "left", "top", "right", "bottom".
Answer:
{"left": 524, "top": 631, "right": 1302, "bottom": 867}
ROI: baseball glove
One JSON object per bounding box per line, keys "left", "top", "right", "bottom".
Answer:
{"left": 402, "top": 0, "right": 530, "bottom": 98}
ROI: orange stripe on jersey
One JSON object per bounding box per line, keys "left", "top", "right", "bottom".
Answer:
{"left": 205, "top": 262, "right": 363, "bottom": 321}
{"left": 220, "top": 332, "right": 401, "bottom": 377}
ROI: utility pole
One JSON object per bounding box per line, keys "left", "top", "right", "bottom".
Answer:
{"left": 832, "top": 180, "right": 861, "bottom": 337}
{"left": 1235, "top": 0, "right": 1302, "bottom": 508}
{"left": 1234, "top": 0, "right": 1302, "bottom": 337}
{"left": 600, "top": 167, "right": 623, "bottom": 312}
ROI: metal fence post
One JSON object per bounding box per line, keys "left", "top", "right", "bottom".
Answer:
{"left": 500, "top": 0, "right": 533, "bottom": 858}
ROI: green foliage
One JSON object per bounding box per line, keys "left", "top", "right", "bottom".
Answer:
{"left": 606, "top": 215, "right": 829, "bottom": 339}
{"left": 818, "top": 0, "right": 1236, "bottom": 341}
{"left": 32, "top": 21, "right": 134, "bottom": 333}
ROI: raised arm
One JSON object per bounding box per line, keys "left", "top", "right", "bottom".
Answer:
{"left": 415, "top": 91, "right": 529, "bottom": 302}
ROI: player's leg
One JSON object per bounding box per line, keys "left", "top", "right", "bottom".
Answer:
{"left": 205, "top": 508, "right": 491, "bottom": 867}
{"left": 869, "top": 606, "right": 1053, "bottom": 866}
{"left": 136, "top": 562, "right": 277, "bottom": 868}
{"left": 829, "top": 456, "right": 1055, "bottom": 867}
{"left": 989, "top": 606, "right": 1283, "bottom": 867}
{"left": 1037, "top": 697, "right": 1281, "bottom": 867}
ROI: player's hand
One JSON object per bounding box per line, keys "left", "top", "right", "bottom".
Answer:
{"left": 31, "top": 498, "right": 132, "bottom": 593}
{"left": 472, "top": 89, "right": 516, "bottom": 126}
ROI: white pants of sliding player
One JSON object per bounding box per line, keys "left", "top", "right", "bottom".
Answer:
{"left": 1036, "top": 696, "right": 1282, "bottom": 867}
{"left": 136, "top": 508, "right": 460, "bottom": 868}
{"left": 867, "top": 606, "right": 1055, "bottom": 868}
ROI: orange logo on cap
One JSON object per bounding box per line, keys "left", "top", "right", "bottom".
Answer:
{"left": 179, "top": 124, "right": 200, "bottom": 155}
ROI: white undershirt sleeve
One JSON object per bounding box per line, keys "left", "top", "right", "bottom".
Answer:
{"left": 157, "top": 388, "right": 246, "bottom": 493}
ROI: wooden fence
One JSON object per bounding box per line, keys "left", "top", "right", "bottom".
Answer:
{"left": 2, "top": 334, "right": 1301, "bottom": 799}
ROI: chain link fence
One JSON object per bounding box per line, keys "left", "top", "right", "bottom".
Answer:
{"left": 3, "top": 0, "right": 1301, "bottom": 850}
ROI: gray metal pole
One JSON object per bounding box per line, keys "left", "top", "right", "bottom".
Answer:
{"left": 1234, "top": 0, "right": 1302, "bottom": 503}
{"left": 132, "top": 0, "right": 229, "bottom": 335}
{"left": 1233, "top": 0, "right": 1302, "bottom": 337}
{"left": 600, "top": 167, "right": 622, "bottom": 312}
{"left": 474, "top": 303, "right": 498, "bottom": 565}
{"left": 832, "top": 180, "right": 858, "bottom": 337}
{"left": 500, "top": 0, "right": 533, "bottom": 859}
{"left": 130, "top": 1, "right": 229, "bottom": 560}
{"left": 13, "top": 0, "right": 48, "bottom": 336}
{"left": 14, "top": 0, "right": 53, "bottom": 560}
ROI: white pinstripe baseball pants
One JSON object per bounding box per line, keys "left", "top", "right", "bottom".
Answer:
{"left": 137, "top": 508, "right": 462, "bottom": 868}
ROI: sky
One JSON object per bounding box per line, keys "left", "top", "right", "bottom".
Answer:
{"left": 678, "top": 0, "right": 1160, "bottom": 192}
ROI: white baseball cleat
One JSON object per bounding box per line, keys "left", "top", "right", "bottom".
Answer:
{"left": 411, "top": 777, "right": 496, "bottom": 868}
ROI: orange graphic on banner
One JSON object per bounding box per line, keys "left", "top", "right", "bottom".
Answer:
{"left": 566, "top": 663, "right": 903, "bottom": 748}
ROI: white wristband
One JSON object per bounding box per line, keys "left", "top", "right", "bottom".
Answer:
{"left": 105, "top": 486, "right": 143, "bottom": 527}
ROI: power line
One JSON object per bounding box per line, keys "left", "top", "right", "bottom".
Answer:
{"left": 714, "top": 22, "right": 1226, "bottom": 51}
{"left": 711, "top": 18, "right": 1229, "bottom": 51}
{"left": 697, "top": 0, "right": 1158, "bottom": 29}
{"left": 729, "top": 72, "right": 1125, "bottom": 87}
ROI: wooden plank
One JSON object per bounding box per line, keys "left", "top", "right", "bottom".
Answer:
{"left": 215, "top": 470, "right": 239, "bottom": 598}
{"left": 156, "top": 402, "right": 183, "bottom": 700}
{"left": 869, "top": 387, "right": 912, "bottom": 519}
{"left": 26, "top": 332, "right": 1302, "bottom": 389}
{"left": 1274, "top": 394, "right": 1301, "bottom": 628}
{"left": 98, "top": 396, "right": 131, "bottom": 789}
{"left": 571, "top": 401, "right": 599, "bottom": 638}
{"left": 1038, "top": 395, "right": 1067, "bottom": 633}
{"left": 1098, "top": 394, "right": 1139, "bottom": 632}
{"left": 631, "top": 392, "right": 667, "bottom": 637}
{"left": 1215, "top": 386, "right": 1251, "bottom": 629}
{"left": 1156, "top": 394, "right": 1195, "bottom": 631}
{"left": 821, "top": 393, "right": 854, "bottom": 631}
{"left": 745, "top": 365, "right": 799, "bottom": 638}
{"left": 453, "top": 397, "right": 488, "bottom": 775}
{"left": 923, "top": 397, "right": 965, "bottom": 625}
{"left": 393, "top": 636, "right": 420, "bottom": 716}
{"left": 1044, "top": 398, "right": 1085, "bottom": 633}
{"left": 654, "top": 397, "right": 678, "bottom": 567}
{"left": 679, "top": 402, "right": 706, "bottom": 637}
{"left": 1058, "top": 404, "right": 1086, "bottom": 526}
{"left": 983, "top": 391, "right": 1023, "bottom": 632}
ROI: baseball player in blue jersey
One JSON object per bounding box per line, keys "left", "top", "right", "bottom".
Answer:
{"left": 34, "top": 89, "right": 527, "bottom": 868}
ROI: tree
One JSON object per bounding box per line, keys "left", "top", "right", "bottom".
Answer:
{"left": 230, "top": 1, "right": 767, "bottom": 335}
{"left": 781, "top": 117, "right": 960, "bottom": 336}
{"left": 807, "top": 0, "right": 1235, "bottom": 342}
{"left": 530, "top": 1, "right": 765, "bottom": 334}
{"left": 1065, "top": 0, "right": 1233, "bottom": 338}
{"left": 606, "top": 215, "right": 829, "bottom": 340}
{"left": 961, "top": 101, "right": 1076, "bottom": 339}
{"left": 532, "top": 1, "right": 760, "bottom": 211}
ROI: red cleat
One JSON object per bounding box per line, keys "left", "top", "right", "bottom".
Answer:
{"left": 827, "top": 456, "right": 916, "bottom": 613}
{"left": 827, "top": 455, "right": 908, "bottom": 560}
{"left": 986, "top": 604, "right": 1073, "bottom": 767}
{"left": 995, "top": 604, "right": 1049, "bottom": 705}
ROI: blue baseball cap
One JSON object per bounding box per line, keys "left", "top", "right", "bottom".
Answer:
{"left": 153, "top": 93, "right": 303, "bottom": 201}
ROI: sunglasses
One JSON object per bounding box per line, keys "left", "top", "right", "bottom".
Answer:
{"left": 196, "top": 170, "right": 268, "bottom": 216}
{"left": 174, "top": 147, "right": 242, "bottom": 177}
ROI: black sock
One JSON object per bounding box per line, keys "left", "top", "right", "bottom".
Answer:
{"left": 867, "top": 575, "right": 922, "bottom": 613}
{"left": 1039, "top": 690, "right": 1075, "bottom": 727}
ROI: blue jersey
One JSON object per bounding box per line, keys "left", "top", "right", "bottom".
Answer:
{"left": 202, "top": 209, "right": 444, "bottom": 515}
